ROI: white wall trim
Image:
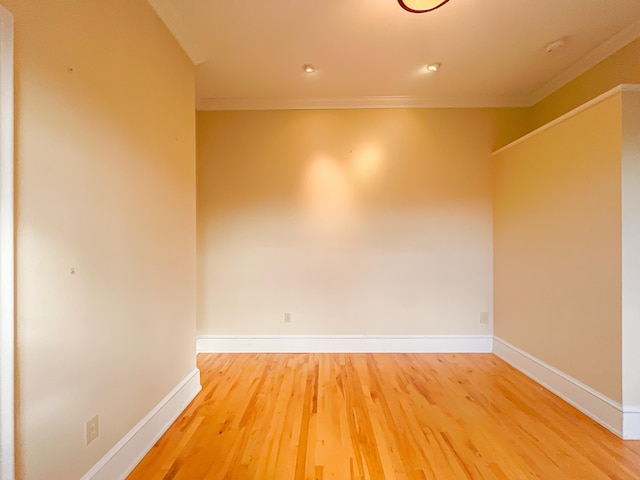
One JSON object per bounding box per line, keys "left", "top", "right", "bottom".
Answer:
{"left": 492, "top": 84, "right": 640, "bottom": 156}
{"left": 623, "top": 406, "right": 640, "bottom": 440}
{"left": 0, "top": 6, "right": 14, "bottom": 480}
{"left": 80, "top": 369, "right": 201, "bottom": 480}
{"left": 527, "top": 18, "right": 640, "bottom": 105}
{"left": 196, "top": 94, "right": 530, "bottom": 111}
{"left": 493, "top": 337, "right": 624, "bottom": 437}
{"left": 197, "top": 335, "right": 493, "bottom": 354}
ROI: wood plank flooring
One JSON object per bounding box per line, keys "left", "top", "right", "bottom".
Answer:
{"left": 127, "top": 354, "right": 640, "bottom": 479}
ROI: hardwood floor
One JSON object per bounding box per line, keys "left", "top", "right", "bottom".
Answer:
{"left": 128, "top": 354, "right": 640, "bottom": 479}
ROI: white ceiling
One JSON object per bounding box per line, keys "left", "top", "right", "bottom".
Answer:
{"left": 147, "top": 0, "right": 640, "bottom": 110}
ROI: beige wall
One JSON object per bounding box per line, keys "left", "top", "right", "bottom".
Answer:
{"left": 3, "top": 1, "right": 197, "bottom": 478}
{"left": 493, "top": 94, "right": 623, "bottom": 402}
{"left": 491, "top": 107, "right": 532, "bottom": 151}
{"left": 196, "top": 109, "right": 509, "bottom": 336}
{"left": 531, "top": 37, "right": 640, "bottom": 131}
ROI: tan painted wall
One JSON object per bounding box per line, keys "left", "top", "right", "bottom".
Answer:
{"left": 196, "top": 108, "right": 509, "bottom": 336}
{"left": 531, "top": 37, "right": 640, "bottom": 130}
{"left": 491, "top": 107, "right": 532, "bottom": 151}
{"left": 3, "top": 1, "right": 197, "bottom": 478}
{"left": 493, "top": 94, "right": 623, "bottom": 402}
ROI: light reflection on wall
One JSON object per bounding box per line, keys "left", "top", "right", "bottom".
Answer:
{"left": 300, "top": 144, "right": 384, "bottom": 237}
{"left": 301, "top": 154, "right": 355, "bottom": 236}
{"left": 350, "top": 143, "right": 383, "bottom": 186}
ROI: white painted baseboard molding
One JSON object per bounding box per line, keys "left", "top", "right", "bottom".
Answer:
{"left": 624, "top": 406, "right": 640, "bottom": 440}
{"left": 197, "top": 334, "right": 493, "bottom": 354}
{"left": 493, "top": 337, "right": 640, "bottom": 439}
{"left": 80, "top": 369, "right": 202, "bottom": 480}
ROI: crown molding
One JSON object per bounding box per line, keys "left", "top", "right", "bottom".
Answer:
{"left": 526, "top": 18, "right": 640, "bottom": 105}
{"left": 196, "top": 93, "right": 530, "bottom": 111}
{"left": 146, "top": 0, "right": 207, "bottom": 65}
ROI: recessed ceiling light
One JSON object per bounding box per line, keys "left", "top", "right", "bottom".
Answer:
{"left": 303, "top": 64, "right": 315, "bottom": 73}
{"left": 427, "top": 62, "right": 441, "bottom": 72}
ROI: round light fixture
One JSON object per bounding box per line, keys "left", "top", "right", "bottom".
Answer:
{"left": 398, "top": 0, "right": 450, "bottom": 13}
{"left": 427, "top": 62, "right": 441, "bottom": 72}
{"left": 303, "top": 64, "right": 315, "bottom": 73}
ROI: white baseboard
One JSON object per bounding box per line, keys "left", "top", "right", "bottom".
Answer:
{"left": 493, "top": 337, "right": 625, "bottom": 437}
{"left": 80, "top": 369, "right": 202, "bottom": 480}
{"left": 624, "top": 406, "right": 640, "bottom": 440}
{"left": 196, "top": 335, "right": 493, "bottom": 353}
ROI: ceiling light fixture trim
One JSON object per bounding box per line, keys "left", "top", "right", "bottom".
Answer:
{"left": 398, "top": 0, "right": 451, "bottom": 14}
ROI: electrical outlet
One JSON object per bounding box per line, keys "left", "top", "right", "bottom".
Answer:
{"left": 480, "top": 312, "right": 489, "bottom": 324}
{"left": 86, "top": 415, "right": 99, "bottom": 445}
{"left": 284, "top": 312, "right": 291, "bottom": 324}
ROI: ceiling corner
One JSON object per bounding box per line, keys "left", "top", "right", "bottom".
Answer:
{"left": 147, "top": 0, "right": 207, "bottom": 65}
{"left": 527, "top": 17, "right": 640, "bottom": 106}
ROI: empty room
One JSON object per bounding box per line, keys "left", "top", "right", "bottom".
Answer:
{"left": 2, "top": 0, "right": 640, "bottom": 479}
